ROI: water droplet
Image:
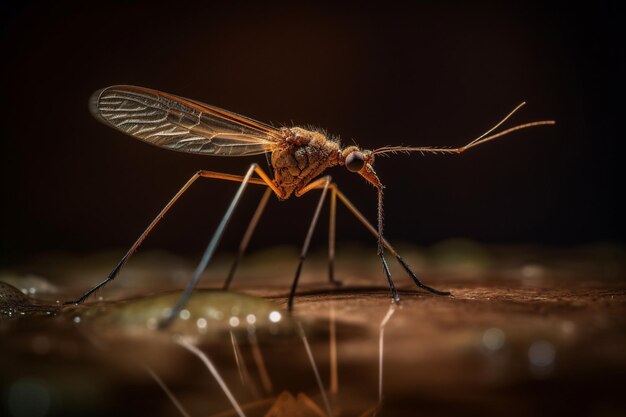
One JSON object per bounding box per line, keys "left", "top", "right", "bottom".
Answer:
{"left": 246, "top": 314, "right": 256, "bottom": 325}
{"left": 179, "top": 309, "right": 191, "bottom": 320}
{"left": 196, "top": 318, "right": 207, "bottom": 330}
{"left": 269, "top": 311, "right": 282, "bottom": 323}
{"left": 229, "top": 316, "right": 240, "bottom": 327}
{"left": 482, "top": 328, "right": 505, "bottom": 352}
{"left": 529, "top": 340, "right": 555, "bottom": 367}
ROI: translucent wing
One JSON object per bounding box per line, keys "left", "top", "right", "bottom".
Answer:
{"left": 90, "top": 85, "right": 281, "bottom": 156}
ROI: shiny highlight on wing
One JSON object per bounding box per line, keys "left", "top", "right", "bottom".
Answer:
{"left": 90, "top": 85, "right": 280, "bottom": 156}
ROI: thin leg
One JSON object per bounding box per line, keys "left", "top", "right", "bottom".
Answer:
{"left": 377, "top": 188, "right": 400, "bottom": 302}
{"left": 161, "top": 164, "right": 276, "bottom": 327}
{"left": 379, "top": 251, "right": 399, "bottom": 302}
{"left": 223, "top": 187, "right": 272, "bottom": 290}
{"left": 297, "top": 177, "right": 340, "bottom": 286}
{"left": 333, "top": 185, "right": 450, "bottom": 297}
{"left": 66, "top": 166, "right": 279, "bottom": 305}
{"left": 328, "top": 185, "right": 341, "bottom": 286}
{"left": 288, "top": 176, "right": 331, "bottom": 310}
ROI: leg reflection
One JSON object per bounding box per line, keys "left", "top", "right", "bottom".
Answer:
{"left": 230, "top": 331, "right": 261, "bottom": 399}
{"left": 145, "top": 366, "right": 192, "bottom": 417}
{"left": 176, "top": 337, "right": 247, "bottom": 417}
{"left": 248, "top": 330, "right": 273, "bottom": 395}
{"left": 378, "top": 303, "right": 397, "bottom": 404}
{"left": 298, "top": 321, "right": 334, "bottom": 417}
{"left": 329, "top": 306, "right": 338, "bottom": 396}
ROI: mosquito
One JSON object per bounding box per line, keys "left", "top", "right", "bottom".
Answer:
{"left": 66, "top": 85, "right": 554, "bottom": 327}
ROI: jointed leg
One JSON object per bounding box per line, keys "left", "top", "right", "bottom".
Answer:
{"left": 333, "top": 185, "right": 450, "bottom": 298}
{"left": 297, "top": 177, "right": 340, "bottom": 286}
{"left": 223, "top": 187, "right": 273, "bottom": 290}
{"left": 327, "top": 186, "right": 341, "bottom": 286}
{"left": 376, "top": 188, "right": 400, "bottom": 302}
{"left": 161, "top": 164, "right": 279, "bottom": 327}
{"left": 66, "top": 165, "right": 278, "bottom": 305}
{"left": 288, "top": 176, "right": 332, "bottom": 310}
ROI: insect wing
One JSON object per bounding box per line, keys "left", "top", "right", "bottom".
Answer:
{"left": 90, "top": 85, "right": 280, "bottom": 156}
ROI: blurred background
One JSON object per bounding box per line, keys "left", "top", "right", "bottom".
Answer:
{"left": 1, "top": 0, "right": 623, "bottom": 265}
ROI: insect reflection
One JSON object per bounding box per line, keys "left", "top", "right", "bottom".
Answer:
{"left": 153, "top": 304, "right": 397, "bottom": 417}
{"left": 67, "top": 85, "right": 554, "bottom": 325}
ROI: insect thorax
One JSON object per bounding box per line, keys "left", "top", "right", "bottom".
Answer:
{"left": 271, "top": 127, "right": 342, "bottom": 199}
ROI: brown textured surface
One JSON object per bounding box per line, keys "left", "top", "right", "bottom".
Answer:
{"left": 1, "top": 244, "right": 625, "bottom": 417}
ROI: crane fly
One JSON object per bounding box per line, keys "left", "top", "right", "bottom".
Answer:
{"left": 66, "top": 85, "right": 555, "bottom": 327}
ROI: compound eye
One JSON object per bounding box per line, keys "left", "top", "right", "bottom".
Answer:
{"left": 345, "top": 151, "right": 365, "bottom": 172}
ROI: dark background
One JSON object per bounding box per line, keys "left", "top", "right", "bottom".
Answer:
{"left": 1, "top": 1, "right": 623, "bottom": 264}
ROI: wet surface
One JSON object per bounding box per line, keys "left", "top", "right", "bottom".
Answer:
{"left": 1, "top": 243, "right": 625, "bottom": 417}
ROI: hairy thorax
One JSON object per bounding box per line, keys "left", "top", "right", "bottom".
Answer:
{"left": 272, "top": 127, "right": 342, "bottom": 199}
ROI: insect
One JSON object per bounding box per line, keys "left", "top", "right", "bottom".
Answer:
{"left": 66, "top": 85, "right": 554, "bottom": 326}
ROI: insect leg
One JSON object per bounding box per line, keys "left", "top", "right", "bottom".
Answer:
{"left": 297, "top": 179, "right": 341, "bottom": 286}
{"left": 64, "top": 171, "right": 205, "bottom": 304}
{"left": 288, "top": 176, "right": 332, "bottom": 310}
{"left": 65, "top": 167, "right": 276, "bottom": 305}
{"left": 223, "top": 187, "right": 273, "bottom": 290}
{"left": 328, "top": 186, "right": 341, "bottom": 286}
{"left": 161, "top": 163, "right": 281, "bottom": 328}
{"left": 375, "top": 188, "right": 401, "bottom": 302}
{"left": 333, "top": 186, "right": 450, "bottom": 297}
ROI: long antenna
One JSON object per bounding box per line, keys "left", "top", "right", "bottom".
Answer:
{"left": 372, "top": 103, "right": 555, "bottom": 156}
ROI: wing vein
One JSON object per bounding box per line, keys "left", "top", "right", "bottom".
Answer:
{"left": 91, "top": 86, "right": 281, "bottom": 157}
